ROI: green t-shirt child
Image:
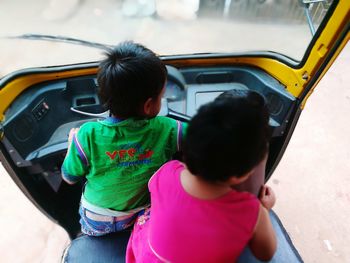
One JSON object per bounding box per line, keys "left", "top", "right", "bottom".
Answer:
{"left": 62, "top": 41, "right": 186, "bottom": 236}
{"left": 62, "top": 116, "right": 186, "bottom": 212}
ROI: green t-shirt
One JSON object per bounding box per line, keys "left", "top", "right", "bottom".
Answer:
{"left": 62, "top": 116, "right": 187, "bottom": 211}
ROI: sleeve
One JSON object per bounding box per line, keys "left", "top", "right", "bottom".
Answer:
{"left": 61, "top": 127, "right": 91, "bottom": 184}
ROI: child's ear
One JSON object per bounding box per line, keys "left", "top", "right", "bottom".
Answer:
{"left": 228, "top": 171, "right": 253, "bottom": 185}
{"left": 143, "top": 97, "right": 154, "bottom": 116}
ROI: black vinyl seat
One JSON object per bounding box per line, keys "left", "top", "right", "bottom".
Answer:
{"left": 62, "top": 211, "right": 303, "bottom": 263}
{"left": 62, "top": 229, "right": 131, "bottom": 263}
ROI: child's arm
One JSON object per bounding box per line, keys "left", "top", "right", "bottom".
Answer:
{"left": 67, "top": 128, "right": 79, "bottom": 154}
{"left": 249, "top": 186, "right": 277, "bottom": 261}
{"left": 61, "top": 128, "right": 88, "bottom": 184}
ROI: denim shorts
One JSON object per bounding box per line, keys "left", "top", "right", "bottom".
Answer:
{"left": 79, "top": 206, "right": 141, "bottom": 236}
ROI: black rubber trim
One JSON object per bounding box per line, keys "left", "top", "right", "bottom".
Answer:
{"left": 162, "top": 51, "right": 299, "bottom": 67}
{"left": 266, "top": 102, "right": 302, "bottom": 180}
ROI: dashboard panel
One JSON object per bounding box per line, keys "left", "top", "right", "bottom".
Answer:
{"left": 180, "top": 66, "right": 295, "bottom": 135}
{"left": 2, "top": 65, "right": 296, "bottom": 172}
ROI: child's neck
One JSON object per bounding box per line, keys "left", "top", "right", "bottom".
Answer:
{"left": 180, "top": 168, "right": 232, "bottom": 200}
{"left": 111, "top": 114, "right": 125, "bottom": 120}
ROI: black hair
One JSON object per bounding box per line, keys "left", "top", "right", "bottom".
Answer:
{"left": 183, "top": 90, "right": 271, "bottom": 182}
{"left": 97, "top": 41, "right": 167, "bottom": 118}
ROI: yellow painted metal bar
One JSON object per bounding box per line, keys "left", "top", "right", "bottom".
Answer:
{"left": 166, "top": 56, "right": 303, "bottom": 95}
{"left": 301, "top": 31, "right": 350, "bottom": 109}
{"left": 295, "top": 0, "right": 350, "bottom": 100}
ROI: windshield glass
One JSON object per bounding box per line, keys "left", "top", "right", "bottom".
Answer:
{"left": 0, "top": 0, "right": 334, "bottom": 78}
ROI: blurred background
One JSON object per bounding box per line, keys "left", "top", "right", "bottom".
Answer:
{"left": 0, "top": 0, "right": 328, "bottom": 78}
{"left": 1, "top": 0, "right": 349, "bottom": 262}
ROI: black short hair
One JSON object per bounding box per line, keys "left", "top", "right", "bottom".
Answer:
{"left": 183, "top": 90, "right": 271, "bottom": 182}
{"left": 97, "top": 41, "right": 167, "bottom": 118}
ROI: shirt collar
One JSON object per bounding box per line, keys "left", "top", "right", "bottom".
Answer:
{"left": 104, "top": 116, "right": 123, "bottom": 124}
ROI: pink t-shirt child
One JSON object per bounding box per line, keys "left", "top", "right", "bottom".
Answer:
{"left": 126, "top": 160, "right": 260, "bottom": 263}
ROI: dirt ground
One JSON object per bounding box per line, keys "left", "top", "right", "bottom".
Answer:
{"left": 0, "top": 0, "right": 349, "bottom": 262}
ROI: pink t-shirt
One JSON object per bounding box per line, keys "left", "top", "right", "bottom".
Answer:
{"left": 127, "top": 160, "right": 259, "bottom": 263}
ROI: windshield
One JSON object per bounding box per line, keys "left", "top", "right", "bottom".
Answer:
{"left": 0, "top": 0, "right": 334, "bottom": 78}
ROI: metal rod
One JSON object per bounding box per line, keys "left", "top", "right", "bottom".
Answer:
{"left": 303, "top": 4, "right": 316, "bottom": 36}
{"left": 70, "top": 107, "right": 109, "bottom": 117}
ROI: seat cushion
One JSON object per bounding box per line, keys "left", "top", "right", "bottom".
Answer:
{"left": 63, "top": 211, "right": 303, "bottom": 263}
{"left": 62, "top": 230, "right": 131, "bottom": 263}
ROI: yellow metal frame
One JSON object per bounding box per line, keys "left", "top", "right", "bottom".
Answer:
{"left": 0, "top": 68, "right": 98, "bottom": 121}
{"left": 301, "top": 31, "right": 350, "bottom": 109}
{"left": 0, "top": 1, "right": 349, "bottom": 121}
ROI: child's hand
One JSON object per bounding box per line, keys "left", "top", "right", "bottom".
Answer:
{"left": 259, "top": 185, "right": 276, "bottom": 210}
{"left": 67, "top": 128, "right": 79, "bottom": 153}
